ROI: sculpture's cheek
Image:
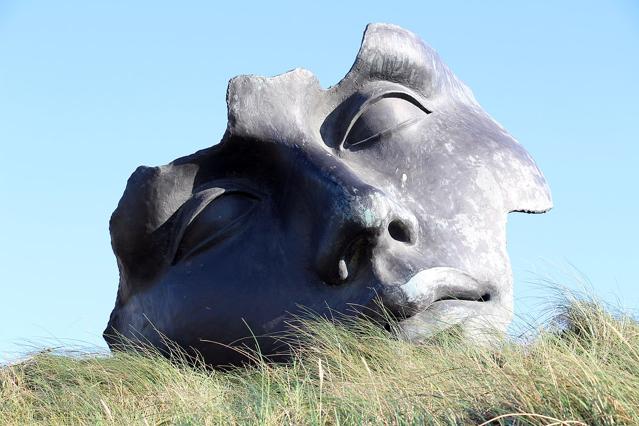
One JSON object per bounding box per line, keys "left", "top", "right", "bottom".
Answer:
{"left": 120, "top": 214, "right": 380, "bottom": 362}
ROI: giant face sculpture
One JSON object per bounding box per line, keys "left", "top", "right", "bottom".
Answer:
{"left": 104, "top": 24, "right": 552, "bottom": 366}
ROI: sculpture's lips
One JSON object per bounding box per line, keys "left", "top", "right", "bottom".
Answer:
{"left": 399, "top": 267, "right": 492, "bottom": 312}
{"left": 391, "top": 267, "right": 496, "bottom": 341}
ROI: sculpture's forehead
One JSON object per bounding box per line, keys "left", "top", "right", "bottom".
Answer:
{"left": 220, "top": 23, "right": 551, "bottom": 216}
{"left": 226, "top": 23, "right": 475, "bottom": 144}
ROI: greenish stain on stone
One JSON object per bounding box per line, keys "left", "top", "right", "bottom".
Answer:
{"left": 364, "top": 208, "right": 374, "bottom": 227}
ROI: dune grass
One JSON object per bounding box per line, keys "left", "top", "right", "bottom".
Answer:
{"left": 2, "top": 296, "right": 638, "bottom": 425}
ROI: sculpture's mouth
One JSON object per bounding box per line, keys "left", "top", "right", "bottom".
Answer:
{"left": 399, "top": 266, "right": 493, "bottom": 311}
{"left": 432, "top": 292, "right": 491, "bottom": 304}
{"left": 385, "top": 267, "right": 497, "bottom": 340}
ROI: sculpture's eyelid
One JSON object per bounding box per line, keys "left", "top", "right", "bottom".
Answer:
{"left": 183, "top": 188, "right": 261, "bottom": 227}
{"left": 340, "top": 91, "right": 431, "bottom": 148}
{"left": 182, "top": 188, "right": 227, "bottom": 229}
{"left": 171, "top": 188, "right": 260, "bottom": 264}
{"left": 170, "top": 188, "right": 226, "bottom": 264}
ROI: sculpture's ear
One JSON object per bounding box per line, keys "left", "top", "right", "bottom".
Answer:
{"left": 341, "top": 23, "right": 474, "bottom": 102}
{"left": 110, "top": 163, "right": 198, "bottom": 299}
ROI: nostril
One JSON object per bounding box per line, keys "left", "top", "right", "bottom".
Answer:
{"left": 479, "top": 293, "right": 491, "bottom": 302}
{"left": 387, "top": 219, "right": 413, "bottom": 244}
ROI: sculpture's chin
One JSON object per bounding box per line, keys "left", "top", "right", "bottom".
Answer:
{"left": 396, "top": 299, "right": 507, "bottom": 344}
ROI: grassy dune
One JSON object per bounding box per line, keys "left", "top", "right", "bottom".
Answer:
{"left": 2, "top": 298, "right": 638, "bottom": 425}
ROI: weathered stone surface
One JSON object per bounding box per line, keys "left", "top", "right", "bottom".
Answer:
{"left": 104, "top": 23, "right": 552, "bottom": 366}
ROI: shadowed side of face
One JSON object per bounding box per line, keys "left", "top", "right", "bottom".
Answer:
{"left": 104, "top": 23, "right": 552, "bottom": 366}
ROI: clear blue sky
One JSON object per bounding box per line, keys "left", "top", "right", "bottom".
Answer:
{"left": 1, "top": 1, "right": 638, "bottom": 361}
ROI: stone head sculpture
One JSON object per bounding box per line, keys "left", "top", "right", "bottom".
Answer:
{"left": 104, "top": 23, "right": 552, "bottom": 366}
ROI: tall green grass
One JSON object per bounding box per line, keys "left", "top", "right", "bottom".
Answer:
{"left": 2, "top": 297, "right": 638, "bottom": 425}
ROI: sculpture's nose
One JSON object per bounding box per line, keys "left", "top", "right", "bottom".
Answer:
{"left": 303, "top": 151, "right": 418, "bottom": 286}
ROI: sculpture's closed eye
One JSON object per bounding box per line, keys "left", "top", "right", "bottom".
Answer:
{"left": 342, "top": 94, "right": 431, "bottom": 149}
{"left": 175, "top": 191, "right": 259, "bottom": 262}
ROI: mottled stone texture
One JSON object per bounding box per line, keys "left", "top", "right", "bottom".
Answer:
{"left": 105, "top": 23, "right": 552, "bottom": 366}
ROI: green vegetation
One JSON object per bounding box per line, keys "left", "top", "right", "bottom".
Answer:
{"left": 2, "top": 297, "right": 638, "bottom": 425}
